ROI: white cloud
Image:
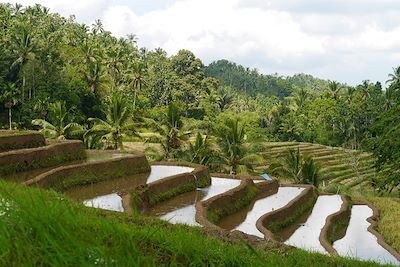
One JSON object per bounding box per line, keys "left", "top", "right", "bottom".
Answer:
{"left": 0, "top": 0, "right": 108, "bottom": 23}
{"left": 103, "top": 0, "right": 325, "bottom": 66}
{"left": 2, "top": 0, "right": 400, "bottom": 85}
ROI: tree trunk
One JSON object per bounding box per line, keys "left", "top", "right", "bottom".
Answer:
{"left": 8, "top": 107, "right": 12, "bottom": 130}
{"left": 22, "top": 75, "right": 25, "bottom": 102}
{"left": 133, "top": 89, "right": 137, "bottom": 110}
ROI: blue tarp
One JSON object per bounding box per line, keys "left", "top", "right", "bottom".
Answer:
{"left": 260, "top": 173, "right": 272, "bottom": 180}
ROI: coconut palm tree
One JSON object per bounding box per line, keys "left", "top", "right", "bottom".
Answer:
{"left": 270, "top": 148, "right": 302, "bottom": 182}
{"left": 327, "top": 80, "right": 341, "bottom": 100}
{"left": 146, "top": 103, "right": 190, "bottom": 159}
{"left": 270, "top": 148, "right": 321, "bottom": 186}
{"left": 184, "top": 133, "right": 215, "bottom": 165}
{"left": 1, "top": 83, "right": 19, "bottom": 130}
{"left": 345, "top": 86, "right": 356, "bottom": 104}
{"left": 127, "top": 61, "right": 146, "bottom": 109}
{"left": 216, "top": 118, "right": 262, "bottom": 175}
{"left": 11, "top": 26, "right": 35, "bottom": 101}
{"left": 84, "top": 59, "right": 106, "bottom": 95}
{"left": 386, "top": 66, "right": 400, "bottom": 85}
{"left": 85, "top": 92, "right": 138, "bottom": 150}
{"left": 292, "top": 87, "right": 308, "bottom": 110}
{"left": 32, "top": 101, "right": 83, "bottom": 140}
{"left": 359, "top": 80, "right": 371, "bottom": 101}
{"left": 301, "top": 155, "right": 320, "bottom": 186}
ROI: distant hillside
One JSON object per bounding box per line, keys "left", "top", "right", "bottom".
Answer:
{"left": 204, "top": 59, "right": 328, "bottom": 98}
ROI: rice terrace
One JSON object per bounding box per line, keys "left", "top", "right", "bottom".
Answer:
{"left": 0, "top": 1, "right": 400, "bottom": 266}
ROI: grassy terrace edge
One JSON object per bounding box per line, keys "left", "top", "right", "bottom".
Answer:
{"left": 0, "top": 180, "right": 387, "bottom": 266}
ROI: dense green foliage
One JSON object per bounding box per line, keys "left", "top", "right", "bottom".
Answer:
{"left": 269, "top": 148, "right": 321, "bottom": 186}
{"left": 0, "top": 3, "right": 399, "bottom": 193}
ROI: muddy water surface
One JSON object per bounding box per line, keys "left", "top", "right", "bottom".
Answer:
{"left": 217, "top": 187, "right": 304, "bottom": 237}
{"left": 148, "top": 177, "right": 241, "bottom": 226}
{"left": 66, "top": 165, "right": 194, "bottom": 212}
{"left": 333, "top": 205, "right": 399, "bottom": 265}
{"left": 284, "top": 195, "right": 343, "bottom": 254}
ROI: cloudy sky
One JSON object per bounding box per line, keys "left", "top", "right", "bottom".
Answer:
{"left": 2, "top": 0, "right": 400, "bottom": 86}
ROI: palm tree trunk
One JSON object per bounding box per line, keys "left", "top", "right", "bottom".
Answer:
{"left": 230, "top": 164, "right": 236, "bottom": 175}
{"left": 133, "top": 89, "right": 136, "bottom": 110}
{"left": 22, "top": 75, "right": 25, "bottom": 102}
{"left": 8, "top": 107, "right": 12, "bottom": 130}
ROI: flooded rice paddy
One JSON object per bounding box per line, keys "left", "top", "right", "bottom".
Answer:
{"left": 217, "top": 187, "right": 304, "bottom": 237}
{"left": 66, "top": 165, "right": 194, "bottom": 212}
{"left": 284, "top": 195, "right": 343, "bottom": 254}
{"left": 147, "top": 177, "right": 241, "bottom": 226}
{"left": 333, "top": 205, "right": 399, "bottom": 265}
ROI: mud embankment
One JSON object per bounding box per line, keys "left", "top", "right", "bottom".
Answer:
{"left": 319, "top": 195, "right": 351, "bottom": 255}
{"left": 0, "top": 140, "right": 86, "bottom": 175}
{"left": 128, "top": 162, "right": 211, "bottom": 213}
{"left": 256, "top": 185, "right": 317, "bottom": 239}
{"left": 24, "top": 152, "right": 150, "bottom": 191}
{"left": 196, "top": 177, "right": 279, "bottom": 230}
{"left": 0, "top": 131, "right": 46, "bottom": 152}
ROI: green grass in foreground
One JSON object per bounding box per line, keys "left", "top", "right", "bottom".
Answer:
{"left": 366, "top": 196, "right": 400, "bottom": 253}
{"left": 0, "top": 181, "right": 392, "bottom": 266}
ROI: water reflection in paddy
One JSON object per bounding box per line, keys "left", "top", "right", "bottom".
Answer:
{"left": 284, "top": 195, "right": 342, "bottom": 254}
{"left": 66, "top": 165, "right": 194, "bottom": 212}
{"left": 148, "top": 177, "right": 241, "bottom": 226}
{"left": 333, "top": 205, "right": 399, "bottom": 265}
{"left": 217, "top": 187, "right": 304, "bottom": 237}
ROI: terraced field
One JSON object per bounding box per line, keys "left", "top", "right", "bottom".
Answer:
{"left": 258, "top": 142, "right": 377, "bottom": 191}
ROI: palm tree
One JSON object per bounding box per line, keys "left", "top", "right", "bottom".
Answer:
{"left": 301, "top": 156, "right": 320, "bottom": 186}
{"left": 386, "top": 66, "right": 400, "bottom": 85}
{"left": 270, "top": 148, "right": 302, "bottom": 182}
{"left": 216, "top": 118, "right": 262, "bottom": 175}
{"left": 84, "top": 59, "right": 106, "bottom": 95}
{"left": 105, "top": 44, "right": 124, "bottom": 88}
{"left": 11, "top": 26, "right": 35, "bottom": 101}
{"left": 359, "top": 80, "right": 371, "bottom": 101}
{"left": 1, "top": 83, "right": 19, "bottom": 130}
{"left": 32, "top": 101, "right": 83, "bottom": 140}
{"left": 270, "top": 148, "right": 321, "bottom": 186}
{"left": 127, "top": 61, "right": 146, "bottom": 109}
{"left": 146, "top": 103, "right": 190, "bottom": 159}
{"left": 184, "top": 133, "right": 215, "bottom": 165}
{"left": 85, "top": 93, "right": 138, "bottom": 150}
{"left": 33, "top": 96, "right": 49, "bottom": 117}
{"left": 345, "top": 87, "right": 356, "bottom": 103}
{"left": 327, "top": 81, "right": 341, "bottom": 100}
{"left": 217, "top": 87, "right": 233, "bottom": 111}
{"left": 383, "top": 86, "right": 396, "bottom": 111}
{"left": 292, "top": 88, "right": 308, "bottom": 110}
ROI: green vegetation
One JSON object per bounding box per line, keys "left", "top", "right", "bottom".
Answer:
{"left": 32, "top": 101, "right": 84, "bottom": 140}
{"left": 0, "top": 181, "right": 385, "bottom": 266}
{"left": 0, "top": 83, "right": 19, "bottom": 130}
{"left": 267, "top": 191, "right": 318, "bottom": 233}
{"left": 85, "top": 92, "right": 139, "bottom": 150}
{"left": 215, "top": 117, "right": 263, "bottom": 175}
{"left": 366, "top": 196, "right": 400, "bottom": 253}
{"left": 1, "top": 3, "right": 399, "bottom": 193}
{"left": 145, "top": 103, "right": 190, "bottom": 159}
{"left": 326, "top": 200, "right": 352, "bottom": 244}
{"left": 206, "top": 183, "right": 259, "bottom": 224}
{"left": 269, "top": 148, "right": 321, "bottom": 186}
{"left": 261, "top": 142, "right": 377, "bottom": 193}
{"left": 0, "top": 146, "right": 86, "bottom": 176}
